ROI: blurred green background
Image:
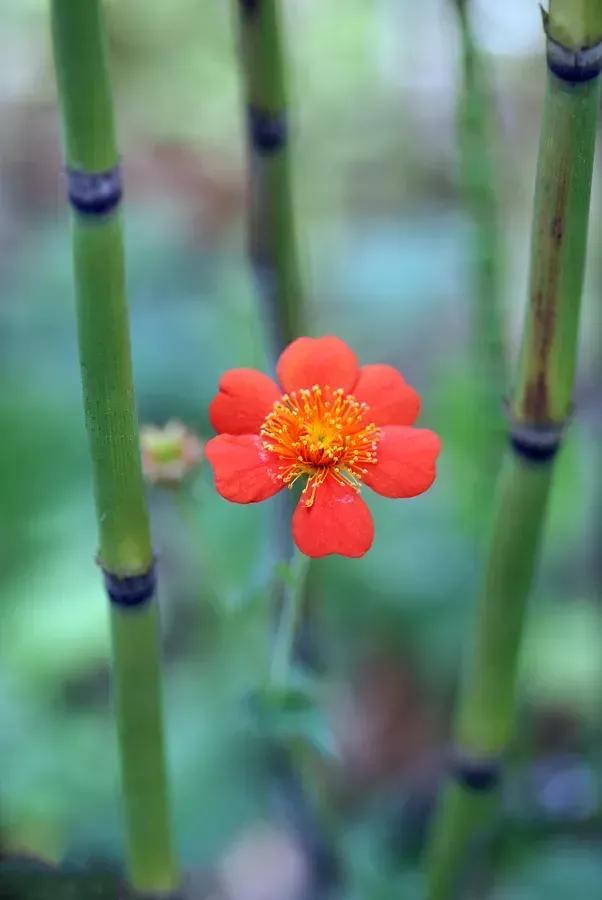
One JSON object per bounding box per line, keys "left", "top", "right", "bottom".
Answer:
{"left": 0, "top": 1, "right": 600, "bottom": 897}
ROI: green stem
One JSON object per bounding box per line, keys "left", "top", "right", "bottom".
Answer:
{"left": 49, "top": 1, "right": 178, "bottom": 893}
{"left": 265, "top": 552, "right": 339, "bottom": 886}
{"left": 455, "top": 0, "right": 506, "bottom": 402}
{"left": 110, "top": 605, "right": 178, "bottom": 893}
{"left": 270, "top": 549, "right": 311, "bottom": 687}
{"left": 425, "top": 14, "right": 600, "bottom": 897}
{"left": 454, "top": 0, "right": 506, "bottom": 494}
{"left": 513, "top": 74, "right": 600, "bottom": 425}
{"left": 234, "top": 0, "right": 306, "bottom": 358}
{"left": 456, "top": 459, "right": 553, "bottom": 754}
{"left": 546, "top": 0, "right": 602, "bottom": 48}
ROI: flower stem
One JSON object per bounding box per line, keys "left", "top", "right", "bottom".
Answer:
{"left": 270, "top": 549, "right": 311, "bottom": 687}
{"left": 234, "top": 0, "right": 307, "bottom": 360}
{"left": 424, "top": 8, "right": 601, "bottom": 896}
{"left": 49, "top": 1, "right": 178, "bottom": 893}
{"left": 266, "top": 551, "right": 339, "bottom": 891}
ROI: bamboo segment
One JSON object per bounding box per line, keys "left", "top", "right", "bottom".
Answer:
{"left": 424, "top": 7, "right": 601, "bottom": 896}
{"left": 456, "top": 458, "right": 553, "bottom": 755}
{"left": 233, "top": 1, "right": 306, "bottom": 591}
{"left": 455, "top": 0, "right": 506, "bottom": 402}
{"left": 49, "top": 1, "right": 178, "bottom": 893}
{"left": 72, "top": 216, "right": 153, "bottom": 575}
{"left": 513, "top": 73, "right": 601, "bottom": 427}
{"left": 235, "top": 0, "right": 306, "bottom": 356}
{"left": 546, "top": 0, "right": 602, "bottom": 48}
{"left": 453, "top": 0, "right": 506, "bottom": 521}
{"left": 110, "top": 603, "right": 178, "bottom": 892}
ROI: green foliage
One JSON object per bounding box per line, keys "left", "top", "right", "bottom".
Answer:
{"left": 492, "top": 841, "right": 602, "bottom": 898}
{"left": 247, "top": 673, "right": 337, "bottom": 761}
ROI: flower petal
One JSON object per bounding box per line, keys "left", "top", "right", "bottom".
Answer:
{"left": 209, "top": 368, "right": 281, "bottom": 435}
{"left": 205, "top": 434, "right": 284, "bottom": 503}
{"left": 292, "top": 476, "right": 374, "bottom": 558}
{"left": 364, "top": 426, "right": 441, "bottom": 498}
{"left": 353, "top": 364, "right": 421, "bottom": 426}
{"left": 277, "top": 336, "right": 360, "bottom": 394}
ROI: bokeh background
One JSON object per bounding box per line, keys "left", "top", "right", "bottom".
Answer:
{"left": 0, "top": 1, "right": 600, "bottom": 897}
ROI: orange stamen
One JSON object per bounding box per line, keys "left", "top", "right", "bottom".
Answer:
{"left": 260, "top": 385, "right": 380, "bottom": 506}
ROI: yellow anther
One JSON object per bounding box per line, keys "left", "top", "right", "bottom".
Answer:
{"left": 260, "top": 384, "right": 380, "bottom": 499}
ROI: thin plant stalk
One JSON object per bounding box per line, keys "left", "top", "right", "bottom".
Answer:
{"left": 266, "top": 549, "right": 339, "bottom": 893}
{"left": 49, "top": 1, "right": 178, "bottom": 893}
{"left": 234, "top": 1, "right": 307, "bottom": 611}
{"left": 454, "top": 0, "right": 506, "bottom": 481}
{"left": 270, "top": 549, "right": 311, "bottom": 687}
{"left": 425, "top": 3, "right": 601, "bottom": 895}
{"left": 234, "top": 0, "right": 306, "bottom": 360}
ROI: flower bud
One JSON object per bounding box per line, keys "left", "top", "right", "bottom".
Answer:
{"left": 140, "top": 420, "right": 203, "bottom": 488}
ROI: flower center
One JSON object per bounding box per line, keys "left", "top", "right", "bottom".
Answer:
{"left": 260, "top": 385, "right": 380, "bottom": 506}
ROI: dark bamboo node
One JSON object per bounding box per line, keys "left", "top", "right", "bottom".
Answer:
{"left": 248, "top": 106, "right": 288, "bottom": 154}
{"left": 508, "top": 417, "right": 565, "bottom": 463}
{"left": 66, "top": 163, "right": 122, "bottom": 216}
{"left": 546, "top": 35, "right": 602, "bottom": 83}
{"left": 451, "top": 750, "right": 501, "bottom": 792}
{"left": 239, "top": 0, "right": 260, "bottom": 16}
{"left": 100, "top": 559, "right": 157, "bottom": 609}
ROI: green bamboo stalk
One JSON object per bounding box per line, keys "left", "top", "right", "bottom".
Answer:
{"left": 424, "top": 3, "right": 601, "bottom": 895}
{"left": 233, "top": 1, "right": 308, "bottom": 607}
{"left": 234, "top": 0, "right": 306, "bottom": 357}
{"left": 454, "top": 0, "right": 506, "bottom": 487}
{"left": 49, "top": 2, "right": 178, "bottom": 893}
{"left": 455, "top": 0, "right": 506, "bottom": 393}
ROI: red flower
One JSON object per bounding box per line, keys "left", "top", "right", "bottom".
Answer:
{"left": 205, "top": 336, "right": 441, "bottom": 558}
